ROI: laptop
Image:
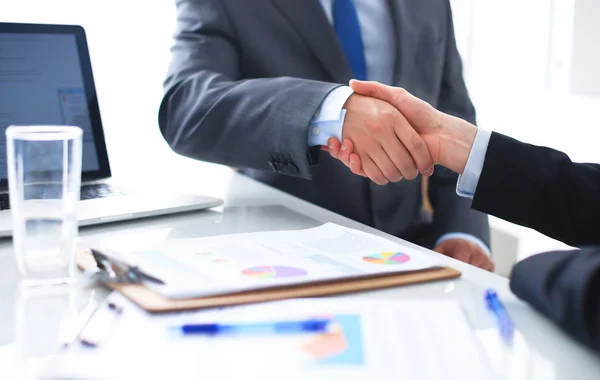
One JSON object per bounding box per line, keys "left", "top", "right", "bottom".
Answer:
{"left": 0, "top": 22, "right": 223, "bottom": 237}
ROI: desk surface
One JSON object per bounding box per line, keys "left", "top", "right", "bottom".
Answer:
{"left": 0, "top": 166, "right": 598, "bottom": 379}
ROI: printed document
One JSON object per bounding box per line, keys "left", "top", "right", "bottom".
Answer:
{"left": 48, "top": 295, "right": 494, "bottom": 380}
{"left": 107, "top": 223, "right": 441, "bottom": 298}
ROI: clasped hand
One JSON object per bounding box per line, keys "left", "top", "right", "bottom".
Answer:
{"left": 322, "top": 80, "right": 449, "bottom": 180}
{"left": 326, "top": 86, "right": 436, "bottom": 185}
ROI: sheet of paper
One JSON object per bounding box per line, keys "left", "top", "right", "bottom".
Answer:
{"left": 47, "top": 293, "right": 494, "bottom": 380}
{"left": 115, "top": 223, "right": 441, "bottom": 298}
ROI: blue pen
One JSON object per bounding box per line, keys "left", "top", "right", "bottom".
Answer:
{"left": 485, "top": 289, "right": 514, "bottom": 343}
{"left": 172, "top": 318, "right": 332, "bottom": 336}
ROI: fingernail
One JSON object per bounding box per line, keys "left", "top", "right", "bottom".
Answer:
{"left": 341, "top": 144, "right": 347, "bottom": 151}
{"left": 329, "top": 145, "right": 334, "bottom": 150}
{"left": 423, "top": 166, "right": 434, "bottom": 176}
{"left": 350, "top": 158, "right": 354, "bottom": 166}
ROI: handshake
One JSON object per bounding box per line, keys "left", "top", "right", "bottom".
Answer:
{"left": 322, "top": 80, "right": 478, "bottom": 184}
{"left": 321, "top": 81, "right": 494, "bottom": 272}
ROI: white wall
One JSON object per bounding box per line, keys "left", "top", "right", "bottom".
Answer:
{"left": 450, "top": 0, "right": 595, "bottom": 261}
{"left": 570, "top": 0, "right": 600, "bottom": 96}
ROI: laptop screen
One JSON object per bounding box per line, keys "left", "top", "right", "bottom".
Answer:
{"left": 0, "top": 25, "right": 111, "bottom": 185}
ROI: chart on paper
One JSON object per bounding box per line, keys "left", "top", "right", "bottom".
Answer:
{"left": 300, "top": 314, "right": 365, "bottom": 366}
{"left": 124, "top": 223, "right": 441, "bottom": 299}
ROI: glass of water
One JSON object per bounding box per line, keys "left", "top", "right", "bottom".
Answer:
{"left": 7, "top": 126, "right": 83, "bottom": 286}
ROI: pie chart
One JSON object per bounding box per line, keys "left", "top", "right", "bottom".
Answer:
{"left": 241, "top": 265, "right": 308, "bottom": 279}
{"left": 362, "top": 252, "right": 410, "bottom": 265}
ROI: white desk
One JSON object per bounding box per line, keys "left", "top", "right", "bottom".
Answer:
{"left": 0, "top": 166, "right": 598, "bottom": 379}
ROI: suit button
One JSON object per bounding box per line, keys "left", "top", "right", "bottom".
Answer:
{"left": 283, "top": 163, "right": 299, "bottom": 174}
{"left": 268, "top": 161, "right": 280, "bottom": 172}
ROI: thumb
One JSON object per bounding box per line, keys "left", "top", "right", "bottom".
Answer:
{"left": 350, "top": 80, "right": 440, "bottom": 130}
{"left": 349, "top": 80, "right": 398, "bottom": 104}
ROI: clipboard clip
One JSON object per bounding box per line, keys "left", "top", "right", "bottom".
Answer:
{"left": 85, "top": 248, "right": 165, "bottom": 285}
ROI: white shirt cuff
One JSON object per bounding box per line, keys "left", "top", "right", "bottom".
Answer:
{"left": 308, "top": 86, "right": 355, "bottom": 147}
{"left": 456, "top": 128, "right": 493, "bottom": 199}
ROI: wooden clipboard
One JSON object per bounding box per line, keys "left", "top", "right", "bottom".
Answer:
{"left": 77, "top": 248, "right": 461, "bottom": 313}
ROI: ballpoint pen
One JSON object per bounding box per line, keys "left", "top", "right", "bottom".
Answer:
{"left": 171, "top": 318, "right": 332, "bottom": 336}
{"left": 62, "top": 299, "right": 99, "bottom": 348}
{"left": 63, "top": 301, "right": 123, "bottom": 348}
{"left": 78, "top": 302, "right": 124, "bottom": 348}
{"left": 485, "top": 288, "right": 514, "bottom": 344}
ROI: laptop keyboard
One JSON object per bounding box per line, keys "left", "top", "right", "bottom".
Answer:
{"left": 80, "top": 183, "right": 129, "bottom": 200}
{"left": 0, "top": 194, "right": 8, "bottom": 211}
{"left": 0, "top": 184, "right": 130, "bottom": 210}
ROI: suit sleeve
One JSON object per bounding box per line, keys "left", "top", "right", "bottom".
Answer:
{"left": 158, "top": 0, "right": 341, "bottom": 179}
{"left": 510, "top": 248, "right": 600, "bottom": 353}
{"left": 471, "top": 133, "right": 600, "bottom": 247}
{"left": 428, "top": 0, "right": 490, "bottom": 247}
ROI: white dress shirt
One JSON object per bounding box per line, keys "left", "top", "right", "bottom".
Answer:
{"left": 307, "top": 0, "right": 490, "bottom": 254}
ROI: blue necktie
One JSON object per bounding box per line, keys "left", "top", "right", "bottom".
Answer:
{"left": 333, "top": 0, "right": 367, "bottom": 81}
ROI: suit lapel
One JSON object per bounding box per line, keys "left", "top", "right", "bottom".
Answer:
{"left": 269, "top": 0, "right": 353, "bottom": 84}
{"left": 387, "top": 0, "right": 418, "bottom": 86}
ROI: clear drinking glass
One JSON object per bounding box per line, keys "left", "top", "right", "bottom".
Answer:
{"left": 7, "top": 126, "right": 83, "bottom": 286}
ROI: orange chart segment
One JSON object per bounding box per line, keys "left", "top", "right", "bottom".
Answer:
{"left": 362, "top": 252, "right": 410, "bottom": 265}
{"left": 299, "top": 314, "right": 364, "bottom": 366}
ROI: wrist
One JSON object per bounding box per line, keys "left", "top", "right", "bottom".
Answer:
{"left": 340, "top": 93, "right": 361, "bottom": 140}
{"left": 437, "top": 114, "right": 477, "bottom": 174}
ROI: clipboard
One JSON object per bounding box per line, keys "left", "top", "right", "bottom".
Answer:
{"left": 77, "top": 248, "right": 461, "bottom": 313}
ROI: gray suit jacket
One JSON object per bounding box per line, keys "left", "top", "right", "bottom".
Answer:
{"left": 159, "top": 0, "right": 490, "bottom": 247}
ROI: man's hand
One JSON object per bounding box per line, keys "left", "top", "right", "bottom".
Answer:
{"left": 326, "top": 93, "right": 435, "bottom": 185}
{"left": 327, "top": 81, "right": 478, "bottom": 176}
{"left": 434, "top": 239, "right": 495, "bottom": 272}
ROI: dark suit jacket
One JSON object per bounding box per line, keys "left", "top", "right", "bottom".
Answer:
{"left": 158, "top": 0, "right": 490, "bottom": 247}
{"left": 471, "top": 132, "right": 600, "bottom": 352}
